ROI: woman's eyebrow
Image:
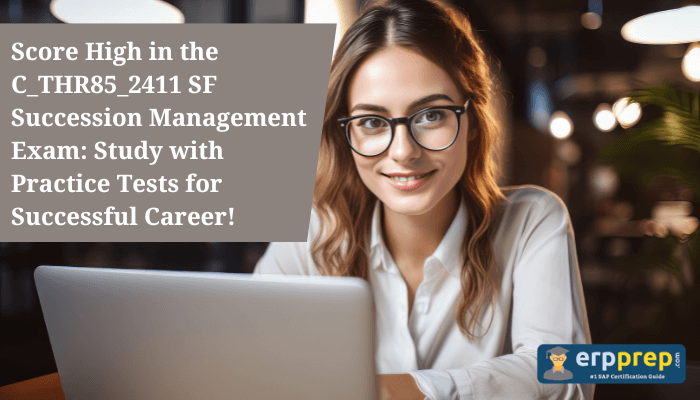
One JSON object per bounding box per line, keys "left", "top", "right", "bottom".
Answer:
{"left": 408, "top": 94, "right": 454, "bottom": 109}
{"left": 349, "top": 94, "right": 454, "bottom": 114}
{"left": 349, "top": 104, "right": 389, "bottom": 114}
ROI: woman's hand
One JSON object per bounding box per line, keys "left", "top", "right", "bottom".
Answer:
{"left": 378, "top": 374, "right": 426, "bottom": 400}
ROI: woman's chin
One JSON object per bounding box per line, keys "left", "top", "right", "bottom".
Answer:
{"left": 381, "top": 197, "right": 438, "bottom": 217}
{"left": 378, "top": 184, "right": 460, "bottom": 219}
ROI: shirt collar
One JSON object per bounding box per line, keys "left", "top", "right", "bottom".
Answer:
{"left": 369, "top": 199, "right": 468, "bottom": 276}
{"left": 432, "top": 200, "right": 467, "bottom": 276}
{"left": 369, "top": 200, "right": 384, "bottom": 254}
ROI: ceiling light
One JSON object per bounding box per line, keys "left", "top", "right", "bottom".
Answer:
{"left": 622, "top": 5, "right": 700, "bottom": 44}
{"left": 593, "top": 103, "right": 617, "bottom": 132}
{"left": 682, "top": 42, "right": 700, "bottom": 82}
{"left": 50, "top": 0, "right": 184, "bottom": 23}
{"left": 581, "top": 12, "right": 602, "bottom": 30}
{"left": 612, "top": 97, "right": 642, "bottom": 128}
{"left": 549, "top": 111, "right": 573, "bottom": 139}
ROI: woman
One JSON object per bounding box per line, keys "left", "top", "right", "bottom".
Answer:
{"left": 255, "top": 0, "right": 592, "bottom": 399}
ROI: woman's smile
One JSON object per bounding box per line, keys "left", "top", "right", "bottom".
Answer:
{"left": 382, "top": 170, "right": 436, "bottom": 191}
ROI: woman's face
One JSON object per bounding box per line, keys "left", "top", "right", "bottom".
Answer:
{"left": 347, "top": 46, "right": 469, "bottom": 216}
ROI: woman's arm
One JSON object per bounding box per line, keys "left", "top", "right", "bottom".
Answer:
{"left": 404, "top": 192, "right": 593, "bottom": 400}
{"left": 377, "top": 374, "right": 425, "bottom": 400}
{"left": 378, "top": 374, "right": 426, "bottom": 400}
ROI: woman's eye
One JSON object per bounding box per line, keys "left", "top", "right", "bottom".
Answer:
{"left": 359, "top": 118, "right": 387, "bottom": 129}
{"left": 416, "top": 110, "right": 446, "bottom": 124}
{"left": 425, "top": 112, "right": 440, "bottom": 121}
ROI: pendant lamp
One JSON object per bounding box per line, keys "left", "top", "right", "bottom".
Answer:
{"left": 621, "top": 4, "right": 700, "bottom": 44}
{"left": 50, "top": 0, "right": 184, "bottom": 23}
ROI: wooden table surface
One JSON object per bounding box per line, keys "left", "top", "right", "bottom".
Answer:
{"left": 0, "top": 373, "right": 64, "bottom": 400}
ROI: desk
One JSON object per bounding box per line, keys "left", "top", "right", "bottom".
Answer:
{"left": 0, "top": 374, "right": 64, "bottom": 400}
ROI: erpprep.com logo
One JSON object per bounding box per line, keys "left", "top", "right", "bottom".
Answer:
{"left": 537, "top": 344, "right": 686, "bottom": 384}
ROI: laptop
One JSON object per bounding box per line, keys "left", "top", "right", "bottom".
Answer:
{"left": 34, "top": 266, "right": 376, "bottom": 400}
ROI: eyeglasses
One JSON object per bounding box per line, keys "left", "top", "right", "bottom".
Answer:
{"left": 338, "top": 99, "right": 470, "bottom": 157}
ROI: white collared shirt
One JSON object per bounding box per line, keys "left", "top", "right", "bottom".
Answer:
{"left": 254, "top": 185, "right": 593, "bottom": 400}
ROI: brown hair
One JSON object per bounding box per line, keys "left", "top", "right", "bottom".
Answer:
{"left": 311, "top": 0, "right": 505, "bottom": 340}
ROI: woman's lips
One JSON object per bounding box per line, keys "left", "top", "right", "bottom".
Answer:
{"left": 383, "top": 170, "right": 436, "bottom": 191}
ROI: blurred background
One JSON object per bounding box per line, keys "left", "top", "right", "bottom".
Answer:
{"left": 1, "top": 0, "right": 699, "bottom": 398}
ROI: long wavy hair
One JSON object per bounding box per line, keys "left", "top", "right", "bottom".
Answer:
{"left": 312, "top": 0, "right": 506, "bottom": 340}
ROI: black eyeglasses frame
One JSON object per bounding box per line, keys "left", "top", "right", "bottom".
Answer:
{"left": 337, "top": 99, "right": 470, "bottom": 157}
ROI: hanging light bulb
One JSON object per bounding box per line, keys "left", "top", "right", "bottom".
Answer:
{"left": 549, "top": 111, "right": 573, "bottom": 139}
{"left": 612, "top": 97, "right": 642, "bottom": 129}
{"left": 582, "top": 0, "right": 603, "bottom": 30}
{"left": 593, "top": 103, "right": 617, "bottom": 132}
{"left": 50, "top": 0, "right": 184, "bottom": 23}
{"left": 622, "top": 5, "right": 700, "bottom": 44}
{"left": 682, "top": 42, "right": 700, "bottom": 82}
{"left": 581, "top": 12, "right": 602, "bottom": 30}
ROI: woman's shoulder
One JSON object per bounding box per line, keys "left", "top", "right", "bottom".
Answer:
{"left": 496, "top": 185, "right": 571, "bottom": 227}
{"left": 500, "top": 184, "right": 564, "bottom": 205}
{"left": 499, "top": 185, "right": 567, "bottom": 211}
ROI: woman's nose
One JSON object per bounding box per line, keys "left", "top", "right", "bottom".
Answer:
{"left": 387, "top": 123, "right": 421, "bottom": 162}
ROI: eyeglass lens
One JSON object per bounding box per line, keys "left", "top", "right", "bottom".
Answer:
{"left": 347, "top": 108, "right": 459, "bottom": 156}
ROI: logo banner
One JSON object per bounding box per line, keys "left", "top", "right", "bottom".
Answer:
{"left": 537, "top": 344, "right": 686, "bottom": 384}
